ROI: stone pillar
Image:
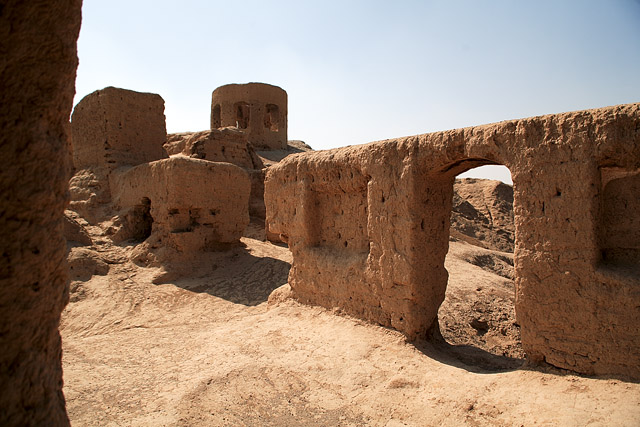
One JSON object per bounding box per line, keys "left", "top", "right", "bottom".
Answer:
{"left": 0, "top": 1, "right": 82, "bottom": 425}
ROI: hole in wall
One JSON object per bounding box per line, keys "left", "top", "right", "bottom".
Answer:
{"left": 126, "top": 197, "right": 153, "bottom": 242}
{"left": 437, "top": 164, "right": 523, "bottom": 370}
{"left": 212, "top": 104, "right": 221, "bottom": 128}
{"left": 234, "top": 102, "right": 250, "bottom": 129}
{"left": 264, "top": 104, "right": 279, "bottom": 131}
{"left": 599, "top": 168, "right": 640, "bottom": 267}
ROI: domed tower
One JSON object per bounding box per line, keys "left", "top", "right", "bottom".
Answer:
{"left": 211, "top": 83, "right": 288, "bottom": 150}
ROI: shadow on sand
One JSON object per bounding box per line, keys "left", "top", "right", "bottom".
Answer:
{"left": 156, "top": 244, "right": 291, "bottom": 306}
{"left": 415, "top": 338, "right": 525, "bottom": 373}
{"left": 411, "top": 324, "right": 525, "bottom": 373}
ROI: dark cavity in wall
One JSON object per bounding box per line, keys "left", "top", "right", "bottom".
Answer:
{"left": 264, "top": 104, "right": 279, "bottom": 131}
{"left": 212, "top": 104, "right": 221, "bottom": 128}
{"left": 130, "top": 197, "right": 153, "bottom": 241}
{"left": 599, "top": 169, "right": 640, "bottom": 267}
{"left": 235, "top": 102, "right": 250, "bottom": 129}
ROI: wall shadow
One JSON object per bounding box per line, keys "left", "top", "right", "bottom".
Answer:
{"left": 411, "top": 324, "right": 524, "bottom": 374}
{"left": 155, "top": 244, "right": 291, "bottom": 306}
{"left": 414, "top": 338, "right": 524, "bottom": 374}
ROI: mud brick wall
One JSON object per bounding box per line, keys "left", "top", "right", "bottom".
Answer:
{"left": 266, "top": 103, "right": 640, "bottom": 378}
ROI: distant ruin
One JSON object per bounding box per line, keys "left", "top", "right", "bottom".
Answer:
{"left": 211, "top": 83, "right": 288, "bottom": 150}
{"left": 66, "top": 81, "right": 301, "bottom": 249}
{"left": 265, "top": 103, "right": 640, "bottom": 378}
{"left": 68, "top": 84, "right": 293, "bottom": 261}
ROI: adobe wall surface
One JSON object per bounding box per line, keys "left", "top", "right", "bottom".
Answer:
{"left": 164, "top": 129, "right": 266, "bottom": 218}
{"left": 0, "top": 0, "right": 82, "bottom": 425}
{"left": 69, "top": 88, "right": 167, "bottom": 222}
{"left": 265, "top": 103, "right": 640, "bottom": 378}
{"left": 71, "top": 87, "right": 168, "bottom": 172}
{"left": 211, "top": 83, "right": 288, "bottom": 150}
{"left": 110, "top": 157, "right": 251, "bottom": 252}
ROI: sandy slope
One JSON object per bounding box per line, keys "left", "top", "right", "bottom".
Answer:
{"left": 61, "top": 236, "right": 640, "bottom": 426}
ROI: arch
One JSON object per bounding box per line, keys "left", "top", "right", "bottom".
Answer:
{"left": 436, "top": 162, "right": 522, "bottom": 369}
{"left": 234, "top": 101, "right": 250, "bottom": 129}
{"left": 211, "top": 104, "right": 221, "bottom": 129}
{"left": 264, "top": 103, "right": 280, "bottom": 131}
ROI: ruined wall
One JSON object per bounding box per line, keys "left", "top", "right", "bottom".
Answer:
{"left": 71, "top": 87, "right": 167, "bottom": 172}
{"left": 211, "top": 83, "right": 287, "bottom": 150}
{"left": 111, "top": 157, "right": 251, "bottom": 252}
{"left": 164, "top": 129, "right": 267, "bottom": 218}
{"left": 266, "top": 103, "right": 640, "bottom": 378}
{"left": 69, "top": 88, "right": 169, "bottom": 222}
{"left": 69, "top": 87, "right": 252, "bottom": 252}
{"left": 0, "top": 0, "right": 82, "bottom": 424}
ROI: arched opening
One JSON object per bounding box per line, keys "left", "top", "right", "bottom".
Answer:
{"left": 212, "top": 104, "right": 221, "bottom": 128}
{"left": 264, "top": 104, "right": 279, "bottom": 131}
{"left": 599, "top": 168, "right": 640, "bottom": 267}
{"left": 436, "top": 163, "right": 523, "bottom": 370}
{"left": 234, "top": 102, "right": 250, "bottom": 129}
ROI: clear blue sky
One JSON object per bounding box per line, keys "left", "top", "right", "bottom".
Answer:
{"left": 75, "top": 1, "right": 640, "bottom": 184}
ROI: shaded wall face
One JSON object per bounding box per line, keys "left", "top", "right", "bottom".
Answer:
{"left": 0, "top": 0, "right": 82, "bottom": 424}
{"left": 265, "top": 150, "right": 453, "bottom": 340}
{"left": 306, "top": 168, "right": 370, "bottom": 253}
{"left": 600, "top": 169, "right": 640, "bottom": 265}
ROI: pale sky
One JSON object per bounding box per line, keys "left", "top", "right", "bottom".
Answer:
{"left": 75, "top": 1, "right": 640, "bottom": 184}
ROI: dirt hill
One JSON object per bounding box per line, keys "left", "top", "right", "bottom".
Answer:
{"left": 450, "top": 178, "right": 514, "bottom": 253}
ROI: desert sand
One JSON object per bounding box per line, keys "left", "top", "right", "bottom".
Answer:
{"left": 61, "top": 181, "right": 640, "bottom": 426}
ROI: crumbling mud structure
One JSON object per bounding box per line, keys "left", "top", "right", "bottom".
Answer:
{"left": 0, "top": 0, "right": 82, "bottom": 424}
{"left": 164, "top": 127, "right": 266, "bottom": 218}
{"left": 265, "top": 103, "right": 640, "bottom": 378}
{"left": 70, "top": 87, "right": 251, "bottom": 257}
{"left": 166, "top": 82, "right": 296, "bottom": 220}
{"left": 211, "top": 83, "right": 288, "bottom": 150}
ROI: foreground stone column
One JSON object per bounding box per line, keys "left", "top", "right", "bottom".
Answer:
{"left": 0, "top": 1, "right": 82, "bottom": 425}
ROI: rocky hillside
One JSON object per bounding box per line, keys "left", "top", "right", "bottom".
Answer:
{"left": 450, "top": 178, "right": 514, "bottom": 253}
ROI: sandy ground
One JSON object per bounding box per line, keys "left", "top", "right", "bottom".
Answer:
{"left": 61, "top": 236, "right": 640, "bottom": 426}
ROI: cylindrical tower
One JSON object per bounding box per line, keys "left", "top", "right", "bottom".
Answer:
{"left": 211, "top": 83, "right": 288, "bottom": 150}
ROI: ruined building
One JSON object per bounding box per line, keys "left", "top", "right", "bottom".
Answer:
{"left": 1, "top": 1, "right": 638, "bottom": 422}
{"left": 68, "top": 82, "right": 293, "bottom": 259}
{"left": 211, "top": 83, "right": 288, "bottom": 150}
{"left": 69, "top": 87, "right": 251, "bottom": 256}
{"left": 265, "top": 103, "right": 640, "bottom": 379}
